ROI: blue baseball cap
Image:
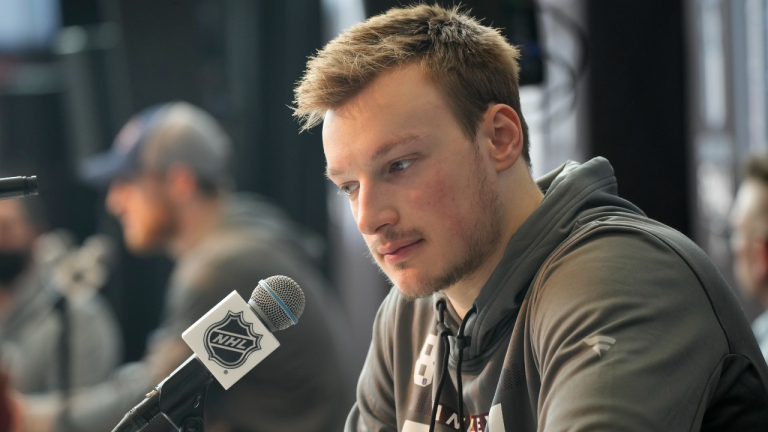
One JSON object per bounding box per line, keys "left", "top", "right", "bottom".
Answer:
{"left": 80, "top": 102, "right": 232, "bottom": 187}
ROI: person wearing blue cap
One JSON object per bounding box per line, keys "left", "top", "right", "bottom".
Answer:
{"left": 18, "top": 102, "right": 355, "bottom": 432}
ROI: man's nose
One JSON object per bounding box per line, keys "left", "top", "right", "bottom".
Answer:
{"left": 354, "top": 183, "right": 398, "bottom": 235}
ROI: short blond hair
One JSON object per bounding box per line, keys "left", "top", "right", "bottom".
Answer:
{"left": 293, "top": 3, "right": 531, "bottom": 166}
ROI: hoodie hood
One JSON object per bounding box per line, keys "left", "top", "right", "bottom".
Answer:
{"left": 443, "top": 157, "right": 645, "bottom": 359}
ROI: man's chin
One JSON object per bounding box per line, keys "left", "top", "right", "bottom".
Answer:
{"left": 376, "top": 260, "right": 442, "bottom": 299}
{"left": 396, "top": 286, "right": 437, "bottom": 301}
{"left": 390, "top": 272, "right": 441, "bottom": 300}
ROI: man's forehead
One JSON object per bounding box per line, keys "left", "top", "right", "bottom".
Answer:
{"left": 734, "top": 180, "right": 768, "bottom": 220}
{"left": 323, "top": 65, "right": 445, "bottom": 133}
{"left": 322, "top": 69, "right": 448, "bottom": 169}
{"left": 742, "top": 180, "right": 768, "bottom": 201}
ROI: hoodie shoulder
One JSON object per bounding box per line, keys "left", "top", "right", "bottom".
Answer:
{"left": 524, "top": 216, "right": 737, "bottom": 430}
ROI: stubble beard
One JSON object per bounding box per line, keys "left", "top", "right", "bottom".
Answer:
{"left": 366, "top": 159, "right": 504, "bottom": 300}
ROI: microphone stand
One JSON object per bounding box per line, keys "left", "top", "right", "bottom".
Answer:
{"left": 53, "top": 295, "right": 72, "bottom": 431}
{"left": 113, "top": 355, "right": 212, "bottom": 432}
{"left": 159, "top": 356, "right": 210, "bottom": 432}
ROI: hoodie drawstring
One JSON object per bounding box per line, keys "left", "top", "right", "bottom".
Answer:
{"left": 430, "top": 300, "right": 477, "bottom": 432}
{"left": 456, "top": 304, "right": 476, "bottom": 429}
{"left": 430, "top": 300, "right": 453, "bottom": 432}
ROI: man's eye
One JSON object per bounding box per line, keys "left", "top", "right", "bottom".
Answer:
{"left": 390, "top": 159, "right": 415, "bottom": 173}
{"left": 339, "top": 183, "right": 359, "bottom": 196}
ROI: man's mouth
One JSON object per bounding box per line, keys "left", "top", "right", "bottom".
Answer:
{"left": 378, "top": 239, "right": 424, "bottom": 264}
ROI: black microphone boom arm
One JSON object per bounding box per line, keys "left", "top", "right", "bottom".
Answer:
{"left": 160, "top": 355, "right": 212, "bottom": 432}
{"left": 0, "top": 176, "right": 38, "bottom": 200}
{"left": 112, "top": 355, "right": 213, "bottom": 432}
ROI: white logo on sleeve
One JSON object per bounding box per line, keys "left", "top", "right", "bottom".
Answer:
{"left": 583, "top": 335, "right": 616, "bottom": 357}
{"left": 413, "top": 334, "right": 438, "bottom": 387}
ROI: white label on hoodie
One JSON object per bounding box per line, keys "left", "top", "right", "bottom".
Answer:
{"left": 414, "top": 333, "right": 438, "bottom": 387}
{"left": 487, "top": 404, "right": 505, "bottom": 432}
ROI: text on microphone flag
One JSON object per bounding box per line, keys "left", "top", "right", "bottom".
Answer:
{"left": 204, "top": 311, "right": 263, "bottom": 369}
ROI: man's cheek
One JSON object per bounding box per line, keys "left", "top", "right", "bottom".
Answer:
{"left": 406, "top": 174, "right": 467, "bottom": 236}
{"left": 405, "top": 169, "right": 449, "bottom": 208}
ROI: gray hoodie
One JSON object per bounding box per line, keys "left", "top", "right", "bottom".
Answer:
{"left": 346, "top": 157, "right": 768, "bottom": 432}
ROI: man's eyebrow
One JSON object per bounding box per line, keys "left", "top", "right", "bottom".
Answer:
{"left": 325, "top": 133, "right": 426, "bottom": 179}
{"left": 325, "top": 166, "right": 343, "bottom": 179}
{"left": 369, "top": 133, "right": 425, "bottom": 162}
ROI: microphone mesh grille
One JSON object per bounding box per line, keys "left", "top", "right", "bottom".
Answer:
{"left": 250, "top": 275, "right": 305, "bottom": 331}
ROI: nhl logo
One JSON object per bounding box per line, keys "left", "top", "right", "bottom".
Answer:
{"left": 204, "top": 311, "right": 263, "bottom": 369}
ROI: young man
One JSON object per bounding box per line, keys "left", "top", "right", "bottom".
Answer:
{"left": 294, "top": 5, "right": 768, "bottom": 431}
{"left": 730, "top": 156, "right": 768, "bottom": 359}
{"left": 20, "top": 102, "right": 355, "bottom": 432}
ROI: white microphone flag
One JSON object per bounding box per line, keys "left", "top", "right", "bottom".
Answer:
{"left": 182, "top": 291, "right": 280, "bottom": 389}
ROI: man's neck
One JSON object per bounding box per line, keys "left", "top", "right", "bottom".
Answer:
{"left": 168, "top": 195, "right": 226, "bottom": 258}
{"left": 444, "top": 170, "right": 544, "bottom": 319}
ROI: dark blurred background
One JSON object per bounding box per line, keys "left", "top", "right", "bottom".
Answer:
{"left": 0, "top": 0, "right": 756, "bottom": 369}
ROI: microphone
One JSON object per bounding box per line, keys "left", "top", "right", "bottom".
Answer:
{"left": 112, "top": 275, "right": 306, "bottom": 432}
{"left": 0, "top": 176, "right": 38, "bottom": 200}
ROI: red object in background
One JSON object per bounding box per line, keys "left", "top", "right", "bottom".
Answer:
{"left": 0, "top": 371, "right": 17, "bottom": 432}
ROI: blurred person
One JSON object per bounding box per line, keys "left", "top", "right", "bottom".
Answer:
{"left": 20, "top": 102, "right": 355, "bottom": 432}
{"left": 0, "top": 196, "right": 121, "bottom": 394}
{"left": 294, "top": 4, "right": 768, "bottom": 431}
{"left": 730, "top": 156, "right": 768, "bottom": 358}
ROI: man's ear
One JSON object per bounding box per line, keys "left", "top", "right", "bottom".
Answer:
{"left": 165, "top": 163, "right": 198, "bottom": 203}
{"left": 479, "top": 104, "right": 523, "bottom": 173}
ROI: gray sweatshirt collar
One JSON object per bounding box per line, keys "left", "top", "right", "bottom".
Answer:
{"left": 433, "top": 157, "right": 645, "bottom": 359}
